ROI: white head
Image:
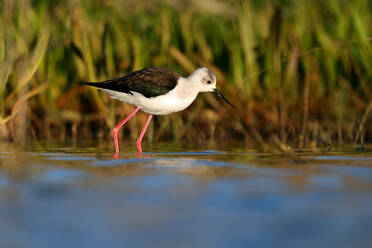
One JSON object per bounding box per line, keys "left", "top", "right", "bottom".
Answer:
{"left": 187, "top": 67, "right": 236, "bottom": 109}
{"left": 187, "top": 67, "right": 217, "bottom": 92}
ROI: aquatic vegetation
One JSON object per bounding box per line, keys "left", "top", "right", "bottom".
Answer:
{"left": 0, "top": 0, "right": 371, "bottom": 149}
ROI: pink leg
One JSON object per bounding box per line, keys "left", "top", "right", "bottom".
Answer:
{"left": 136, "top": 114, "right": 153, "bottom": 156}
{"left": 113, "top": 107, "right": 140, "bottom": 158}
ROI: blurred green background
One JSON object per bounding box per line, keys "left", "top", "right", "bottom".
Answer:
{"left": 0, "top": 0, "right": 371, "bottom": 149}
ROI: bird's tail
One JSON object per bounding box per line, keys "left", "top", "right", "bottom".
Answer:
{"left": 80, "top": 82, "right": 101, "bottom": 88}
{"left": 80, "top": 81, "right": 93, "bottom": 86}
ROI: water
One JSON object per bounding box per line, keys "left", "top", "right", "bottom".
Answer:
{"left": 1, "top": 143, "right": 372, "bottom": 248}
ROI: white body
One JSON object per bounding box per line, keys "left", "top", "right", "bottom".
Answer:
{"left": 102, "top": 68, "right": 217, "bottom": 115}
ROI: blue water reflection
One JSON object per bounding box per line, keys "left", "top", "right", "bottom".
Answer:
{"left": 0, "top": 147, "right": 372, "bottom": 247}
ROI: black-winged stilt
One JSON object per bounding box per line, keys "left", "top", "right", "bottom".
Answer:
{"left": 81, "top": 67, "right": 236, "bottom": 157}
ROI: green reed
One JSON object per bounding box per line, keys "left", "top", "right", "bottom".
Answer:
{"left": 1, "top": 0, "right": 371, "bottom": 149}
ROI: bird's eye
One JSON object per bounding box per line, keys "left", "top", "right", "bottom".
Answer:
{"left": 207, "top": 80, "right": 212, "bottom": 84}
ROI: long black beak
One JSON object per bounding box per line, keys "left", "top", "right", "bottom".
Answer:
{"left": 213, "top": 89, "right": 237, "bottom": 109}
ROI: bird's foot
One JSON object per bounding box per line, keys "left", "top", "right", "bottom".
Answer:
{"left": 136, "top": 151, "right": 150, "bottom": 159}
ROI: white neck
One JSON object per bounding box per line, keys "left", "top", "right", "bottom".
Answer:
{"left": 175, "top": 77, "right": 200, "bottom": 99}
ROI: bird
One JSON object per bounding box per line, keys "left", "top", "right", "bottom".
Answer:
{"left": 81, "top": 67, "right": 236, "bottom": 157}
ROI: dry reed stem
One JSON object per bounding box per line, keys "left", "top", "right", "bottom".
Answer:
{"left": 169, "top": 46, "right": 196, "bottom": 73}
{"left": 2, "top": 83, "right": 48, "bottom": 125}
{"left": 299, "top": 77, "right": 310, "bottom": 148}
{"left": 354, "top": 101, "right": 372, "bottom": 145}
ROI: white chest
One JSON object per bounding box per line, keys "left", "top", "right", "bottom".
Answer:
{"left": 132, "top": 88, "right": 198, "bottom": 115}
{"left": 103, "top": 88, "right": 198, "bottom": 115}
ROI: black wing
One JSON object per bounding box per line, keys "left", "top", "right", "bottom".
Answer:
{"left": 81, "top": 67, "right": 180, "bottom": 98}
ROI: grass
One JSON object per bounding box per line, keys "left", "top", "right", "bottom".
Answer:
{"left": 0, "top": 0, "right": 372, "bottom": 150}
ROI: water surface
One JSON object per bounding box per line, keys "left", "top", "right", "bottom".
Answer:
{"left": 1, "top": 144, "right": 372, "bottom": 247}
